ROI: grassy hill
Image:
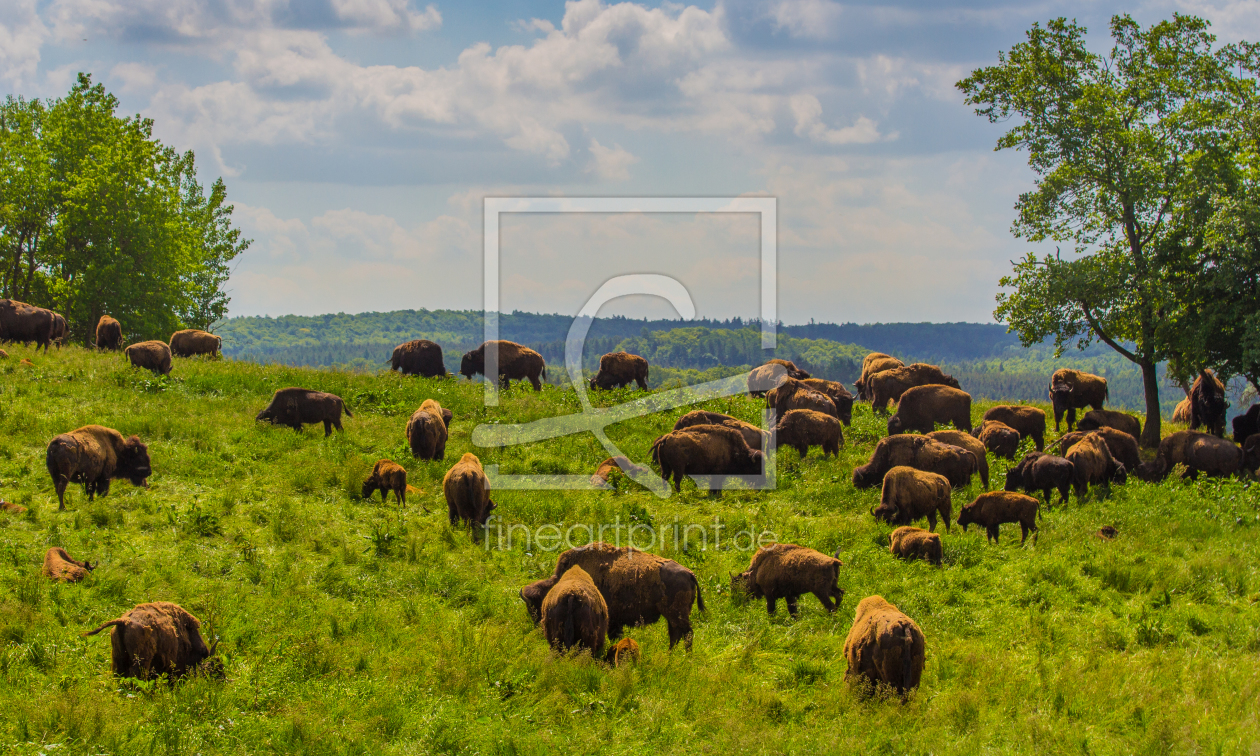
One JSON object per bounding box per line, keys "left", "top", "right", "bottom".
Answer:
{"left": 1, "top": 344, "right": 1257, "bottom": 754}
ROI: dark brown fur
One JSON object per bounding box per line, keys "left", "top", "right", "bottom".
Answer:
{"left": 541, "top": 566, "right": 608, "bottom": 655}
{"left": 124, "top": 341, "right": 173, "bottom": 376}
{"left": 732, "top": 543, "right": 844, "bottom": 616}
{"left": 1232, "top": 404, "right": 1259, "bottom": 445}
{"left": 1138, "top": 430, "right": 1243, "bottom": 481}
{"left": 872, "top": 466, "right": 952, "bottom": 532}
{"left": 362, "top": 459, "right": 409, "bottom": 507}
{"left": 390, "top": 339, "right": 446, "bottom": 377}
{"left": 1243, "top": 435, "right": 1260, "bottom": 474}
{"left": 42, "top": 547, "right": 95, "bottom": 582}
{"left": 981, "top": 405, "right": 1046, "bottom": 451}
{"left": 887, "top": 385, "right": 972, "bottom": 435}
{"left": 83, "top": 602, "right": 216, "bottom": 680}
{"left": 1048, "top": 368, "right": 1108, "bottom": 431}
{"left": 766, "top": 377, "right": 839, "bottom": 420}
{"left": 406, "top": 398, "right": 449, "bottom": 460}
{"left": 255, "top": 387, "right": 352, "bottom": 436}
{"left": 460, "top": 341, "right": 546, "bottom": 391}
{"left": 957, "top": 491, "right": 1039, "bottom": 545}
{"left": 50, "top": 313, "right": 66, "bottom": 347}
{"left": 888, "top": 527, "right": 942, "bottom": 566}
{"left": 852, "top": 435, "right": 977, "bottom": 490}
{"left": 774, "top": 409, "right": 842, "bottom": 459}
{"left": 843, "top": 595, "right": 925, "bottom": 699}
{"left": 802, "top": 378, "right": 854, "bottom": 425}
{"left": 168, "top": 329, "right": 221, "bottom": 358}
{"left": 674, "top": 410, "right": 768, "bottom": 451}
{"left": 1003, "top": 451, "right": 1074, "bottom": 505}
{"left": 45, "top": 425, "right": 152, "bottom": 511}
{"left": 1077, "top": 409, "right": 1141, "bottom": 441}
{"left": 1051, "top": 428, "right": 1141, "bottom": 474}
{"left": 1189, "top": 369, "right": 1227, "bottom": 437}
{"left": 926, "top": 430, "right": 990, "bottom": 490}
{"left": 856, "top": 353, "right": 904, "bottom": 401}
{"left": 1064, "top": 432, "right": 1127, "bottom": 498}
{"left": 96, "top": 316, "right": 123, "bottom": 350}
{"left": 974, "top": 420, "right": 1021, "bottom": 460}
{"left": 590, "top": 352, "right": 649, "bottom": 390}
{"left": 650, "top": 425, "right": 764, "bottom": 495}
{"left": 0, "top": 298, "right": 55, "bottom": 353}
{"left": 443, "top": 453, "right": 496, "bottom": 526}
{"left": 867, "top": 363, "right": 961, "bottom": 412}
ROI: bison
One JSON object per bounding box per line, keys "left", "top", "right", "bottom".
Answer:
{"left": 747, "top": 363, "right": 791, "bottom": 397}
{"left": 843, "top": 595, "right": 925, "bottom": 699}
{"left": 766, "top": 377, "right": 839, "bottom": 420}
{"left": 1077, "top": 409, "right": 1141, "bottom": 441}
{"left": 390, "top": 339, "right": 446, "bottom": 377}
{"left": 887, "top": 385, "right": 972, "bottom": 435}
{"left": 0, "top": 298, "right": 55, "bottom": 352}
{"left": 460, "top": 340, "right": 546, "bottom": 391}
{"left": 774, "top": 408, "right": 842, "bottom": 459}
{"left": 96, "top": 316, "right": 123, "bottom": 350}
{"left": 1051, "top": 427, "right": 1141, "bottom": 474}
{"left": 1173, "top": 397, "right": 1192, "bottom": 424}
{"left": 519, "top": 543, "right": 704, "bottom": 650}
{"left": 168, "top": 329, "right": 221, "bottom": 358}
{"left": 83, "top": 602, "right": 217, "bottom": 680}
{"left": 443, "top": 453, "right": 496, "bottom": 527}
{"left": 732, "top": 543, "right": 844, "bottom": 616}
{"left": 1048, "top": 368, "right": 1108, "bottom": 431}
{"left": 888, "top": 527, "right": 942, "bottom": 566}
{"left": 926, "top": 430, "right": 990, "bottom": 490}
{"left": 980, "top": 405, "right": 1045, "bottom": 451}
{"left": 974, "top": 420, "right": 1021, "bottom": 460}
{"left": 802, "top": 378, "right": 855, "bottom": 425}
{"left": 46, "top": 425, "right": 152, "bottom": 511}
{"left": 673, "top": 410, "right": 768, "bottom": 451}
{"left": 650, "top": 424, "right": 764, "bottom": 495}
{"left": 255, "top": 387, "right": 352, "bottom": 437}
{"left": 124, "top": 341, "right": 172, "bottom": 376}
{"left": 361, "top": 459, "right": 411, "bottom": 507}
{"left": 590, "top": 352, "right": 649, "bottom": 390}
{"left": 1232, "top": 404, "right": 1259, "bottom": 445}
{"left": 50, "top": 313, "right": 67, "bottom": 348}
{"left": 406, "top": 398, "right": 449, "bottom": 460}
{"left": 42, "top": 547, "right": 95, "bottom": 582}
{"left": 1004, "top": 451, "right": 1074, "bottom": 505}
{"left": 867, "top": 363, "right": 961, "bottom": 413}
{"left": 856, "top": 353, "right": 904, "bottom": 401}
{"left": 1189, "top": 369, "right": 1227, "bottom": 437}
{"left": 872, "top": 466, "right": 952, "bottom": 532}
{"left": 1065, "top": 432, "right": 1127, "bottom": 498}
{"left": 1137, "top": 430, "right": 1243, "bottom": 481}
{"left": 591, "top": 456, "right": 650, "bottom": 488}
{"left": 853, "top": 435, "right": 977, "bottom": 490}
{"left": 604, "top": 638, "right": 640, "bottom": 666}
{"left": 541, "top": 565, "right": 608, "bottom": 655}
{"left": 767, "top": 358, "right": 810, "bottom": 379}
{"left": 957, "top": 491, "right": 1039, "bottom": 545}
{"left": 1244, "top": 435, "right": 1260, "bottom": 474}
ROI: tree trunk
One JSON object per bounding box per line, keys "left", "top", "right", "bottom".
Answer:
{"left": 1140, "top": 360, "right": 1162, "bottom": 449}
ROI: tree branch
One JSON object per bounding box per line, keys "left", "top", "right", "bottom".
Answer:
{"left": 1080, "top": 300, "right": 1140, "bottom": 364}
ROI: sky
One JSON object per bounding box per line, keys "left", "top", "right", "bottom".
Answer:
{"left": 3, "top": 0, "right": 1259, "bottom": 324}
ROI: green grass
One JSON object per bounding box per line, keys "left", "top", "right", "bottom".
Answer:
{"left": 0, "top": 344, "right": 1257, "bottom": 755}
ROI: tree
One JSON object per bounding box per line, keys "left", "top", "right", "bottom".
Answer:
{"left": 959, "top": 15, "right": 1247, "bottom": 447}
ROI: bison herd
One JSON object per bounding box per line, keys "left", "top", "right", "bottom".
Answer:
{"left": 11, "top": 321, "right": 1260, "bottom": 699}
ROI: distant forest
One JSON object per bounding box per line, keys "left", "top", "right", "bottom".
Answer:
{"left": 213, "top": 309, "right": 1204, "bottom": 416}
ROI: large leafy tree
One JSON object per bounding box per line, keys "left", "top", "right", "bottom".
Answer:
{"left": 958, "top": 15, "right": 1248, "bottom": 447}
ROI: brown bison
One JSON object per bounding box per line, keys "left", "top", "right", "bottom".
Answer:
{"left": 362, "top": 459, "right": 412, "bottom": 507}
{"left": 888, "top": 527, "right": 942, "bottom": 566}
{"left": 856, "top": 353, "right": 904, "bottom": 401}
{"left": 256, "top": 387, "right": 352, "bottom": 436}
{"left": 774, "top": 409, "right": 842, "bottom": 459}
{"left": 957, "top": 491, "right": 1039, "bottom": 545}
{"left": 590, "top": 352, "right": 649, "bottom": 390}
{"left": 124, "top": 341, "right": 172, "bottom": 376}
{"left": 766, "top": 377, "right": 839, "bottom": 420}
{"left": 1077, "top": 409, "right": 1141, "bottom": 440}
{"left": 867, "top": 363, "right": 961, "bottom": 413}
{"left": 802, "top": 378, "right": 855, "bottom": 425}
{"left": 981, "top": 405, "right": 1046, "bottom": 451}
{"left": 46, "top": 425, "right": 152, "bottom": 511}
{"left": 0, "top": 298, "right": 55, "bottom": 352}
{"left": 591, "top": 456, "right": 650, "bottom": 488}
{"left": 887, "top": 385, "right": 972, "bottom": 435}
{"left": 974, "top": 420, "right": 1021, "bottom": 460}
{"left": 406, "top": 398, "right": 449, "bottom": 460}
{"left": 872, "top": 466, "right": 952, "bottom": 532}
{"left": 1052, "top": 427, "right": 1141, "bottom": 474}
{"left": 0, "top": 349, "right": 6, "bottom": 359}
{"left": 926, "top": 430, "right": 990, "bottom": 490}
{"left": 460, "top": 340, "right": 546, "bottom": 391}
{"left": 1004, "top": 451, "right": 1074, "bottom": 505}
{"left": 1048, "top": 368, "right": 1108, "bottom": 431}
{"left": 42, "top": 547, "right": 95, "bottom": 582}
{"left": 673, "top": 410, "right": 768, "bottom": 451}
{"left": 747, "top": 363, "right": 791, "bottom": 396}
{"left": 650, "top": 424, "right": 764, "bottom": 495}
{"left": 541, "top": 565, "right": 609, "bottom": 655}
{"left": 732, "top": 543, "right": 844, "bottom": 616}
{"left": 50, "top": 313, "right": 67, "bottom": 347}
{"left": 1233, "top": 404, "right": 1259, "bottom": 445}
{"left": 169, "top": 329, "right": 221, "bottom": 358}
{"left": 390, "top": 339, "right": 446, "bottom": 377}
{"left": 1065, "top": 432, "right": 1127, "bottom": 498}
{"left": 1244, "top": 435, "right": 1260, "bottom": 474}
{"left": 604, "top": 638, "right": 640, "bottom": 666}
{"left": 1137, "top": 430, "right": 1243, "bottom": 481}
{"left": 83, "top": 602, "right": 217, "bottom": 680}
{"left": 1190, "top": 369, "right": 1227, "bottom": 437}
{"left": 96, "top": 316, "right": 123, "bottom": 350}
{"left": 443, "top": 453, "right": 496, "bottom": 526}
{"left": 853, "top": 435, "right": 977, "bottom": 490}
{"left": 1173, "top": 397, "right": 1192, "bottom": 424}
{"left": 767, "top": 358, "right": 810, "bottom": 379}
{"left": 519, "top": 543, "right": 704, "bottom": 649}
{"left": 843, "top": 595, "right": 925, "bottom": 699}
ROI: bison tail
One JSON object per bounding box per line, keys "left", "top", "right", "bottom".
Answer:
{"left": 562, "top": 595, "right": 576, "bottom": 649}
{"left": 693, "top": 573, "right": 706, "bottom": 613}
{"left": 82, "top": 618, "right": 125, "bottom": 637}
{"left": 342, "top": 401, "right": 353, "bottom": 418}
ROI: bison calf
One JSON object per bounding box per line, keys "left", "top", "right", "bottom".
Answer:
{"left": 46, "top": 425, "right": 152, "bottom": 511}
{"left": 888, "top": 527, "right": 942, "bottom": 566}
{"left": 591, "top": 456, "right": 650, "bottom": 489}
{"left": 43, "top": 547, "right": 95, "bottom": 582}
{"left": 774, "top": 409, "right": 842, "bottom": 459}
{"left": 957, "top": 491, "right": 1039, "bottom": 545}
{"left": 362, "top": 460, "right": 415, "bottom": 508}
{"left": 732, "top": 543, "right": 844, "bottom": 616}
{"left": 443, "top": 453, "right": 496, "bottom": 527}
{"left": 542, "top": 566, "right": 609, "bottom": 655}
{"left": 604, "top": 638, "right": 640, "bottom": 666}
{"left": 256, "top": 387, "right": 352, "bottom": 437}
{"left": 843, "top": 596, "right": 925, "bottom": 699}
{"left": 974, "top": 420, "right": 1021, "bottom": 460}
{"left": 83, "top": 602, "right": 218, "bottom": 680}
{"left": 873, "top": 466, "right": 951, "bottom": 533}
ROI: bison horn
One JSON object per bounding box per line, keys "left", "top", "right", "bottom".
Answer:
{"left": 869, "top": 507, "right": 877, "bottom": 516}
{"left": 208, "top": 637, "right": 220, "bottom": 656}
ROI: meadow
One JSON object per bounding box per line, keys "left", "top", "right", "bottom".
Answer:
{"left": 0, "top": 344, "right": 1258, "bottom": 755}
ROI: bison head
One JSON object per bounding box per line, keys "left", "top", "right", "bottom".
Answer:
{"left": 120, "top": 436, "right": 151, "bottom": 488}
{"left": 1110, "top": 462, "right": 1128, "bottom": 485}
{"left": 255, "top": 406, "right": 275, "bottom": 423}
{"left": 886, "top": 416, "right": 904, "bottom": 435}
{"left": 730, "top": 570, "right": 759, "bottom": 599}
{"left": 589, "top": 372, "right": 613, "bottom": 390}
{"left": 1132, "top": 460, "right": 1166, "bottom": 482}
{"left": 787, "top": 367, "right": 810, "bottom": 380}
{"left": 1003, "top": 468, "right": 1022, "bottom": 492}
{"left": 956, "top": 507, "right": 974, "bottom": 531}
{"left": 519, "top": 577, "right": 556, "bottom": 625}
{"left": 851, "top": 465, "right": 878, "bottom": 489}
{"left": 361, "top": 478, "right": 377, "bottom": 500}
{"left": 870, "top": 501, "right": 899, "bottom": 524}
{"left": 1243, "top": 437, "right": 1260, "bottom": 473}
{"left": 459, "top": 348, "right": 483, "bottom": 379}
{"left": 944, "top": 375, "right": 961, "bottom": 390}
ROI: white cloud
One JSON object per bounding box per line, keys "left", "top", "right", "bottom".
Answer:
{"left": 587, "top": 139, "right": 639, "bottom": 181}
{"left": 790, "top": 94, "right": 894, "bottom": 145}
{"left": 0, "top": 0, "right": 48, "bottom": 85}
{"left": 331, "top": 0, "right": 441, "bottom": 33}
{"left": 767, "top": 0, "right": 843, "bottom": 39}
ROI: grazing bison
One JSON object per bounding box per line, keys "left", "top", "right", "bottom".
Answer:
{"left": 83, "top": 602, "right": 217, "bottom": 680}
{"left": 732, "top": 543, "right": 844, "bottom": 616}
{"left": 604, "top": 638, "right": 640, "bottom": 666}
{"left": 406, "top": 399, "right": 449, "bottom": 460}
{"left": 650, "top": 425, "right": 764, "bottom": 495}
{"left": 591, "top": 456, "right": 650, "bottom": 488}
{"left": 1065, "top": 432, "right": 1127, "bottom": 498}
{"left": 460, "top": 341, "right": 546, "bottom": 391}
{"left": 887, "top": 385, "right": 972, "bottom": 435}
{"left": 981, "top": 405, "right": 1046, "bottom": 451}
{"left": 674, "top": 410, "right": 768, "bottom": 451}
{"left": 889, "top": 527, "right": 942, "bottom": 566}
{"left": 169, "top": 329, "right": 221, "bottom": 358}
{"left": 872, "top": 466, "right": 952, "bottom": 532}
{"left": 0, "top": 298, "right": 55, "bottom": 352}
{"left": 957, "top": 491, "right": 1039, "bottom": 545}
{"left": 802, "top": 378, "right": 855, "bottom": 426}
{"left": 1244, "top": 435, "right": 1260, "bottom": 474}
{"left": 747, "top": 363, "right": 791, "bottom": 396}
{"left": 1173, "top": 397, "right": 1192, "bottom": 424}
{"left": 1048, "top": 368, "right": 1108, "bottom": 431}
{"left": 362, "top": 459, "right": 410, "bottom": 507}
{"left": 1052, "top": 428, "right": 1141, "bottom": 474}
{"left": 974, "top": 420, "right": 1021, "bottom": 460}
{"left": 1077, "top": 409, "right": 1141, "bottom": 441}
{"left": 774, "top": 409, "right": 842, "bottom": 459}
{"left": 519, "top": 543, "right": 704, "bottom": 650}
{"left": 390, "top": 339, "right": 446, "bottom": 378}
{"left": 96, "top": 316, "right": 123, "bottom": 350}
{"left": 590, "top": 352, "right": 649, "bottom": 390}
{"left": 853, "top": 435, "right": 977, "bottom": 490}
{"left": 1004, "top": 451, "right": 1074, "bottom": 505}
{"left": 843, "top": 596, "right": 925, "bottom": 699}
{"left": 867, "top": 364, "right": 961, "bottom": 413}
{"left": 124, "top": 341, "right": 173, "bottom": 376}
{"left": 856, "top": 353, "right": 904, "bottom": 401}
{"left": 46, "top": 425, "right": 152, "bottom": 511}
{"left": 1189, "top": 369, "right": 1227, "bottom": 437}
{"left": 443, "top": 453, "right": 495, "bottom": 527}
{"left": 50, "top": 313, "right": 67, "bottom": 348}
{"left": 926, "top": 430, "right": 990, "bottom": 490}
{"left": 256, "top": 387, "right": 352, "bottom": 436}
{"left": 1137, "top": 430, "right": 1243, "bottom": 481}
{"left": 541, "top": 566, "right": 608, "bottom": 655}
{"left": 1232, "top": 404, "right": 1259, "bottom": 445}
{"left": 766, "top": 377, "right": 839, "bottom": 420}
{"left": 42, "top": 547, "right": 95, "bottom": 582}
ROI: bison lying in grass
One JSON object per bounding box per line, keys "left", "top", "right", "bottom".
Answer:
{"left": 83, "top": 602, "right": 218, "bottom": 680}
{"left": 957, "top": 492, "right": 1039, "bottom": 545}
{"left": 853, "top": 435, "right": 976, "bottom": 490}
{"left": 1136, "top": 430, "right": 1242, "bottom": 481}
{"left": 732, "top": 543, "right": 844, "bottom": 616}
{"left": 42, "top": 547, "right": 95, "bottom": 582}
{"left": 872, "top": 466, "right": 951, "bottom": 533}
{"left": 46, "top": 425, "right": 151, "bottom": 511}
{"left": 256, "top": 387, "right": 352, "bottom": 437}
{"left": 843, "top": 595, "right": 925, "bottom": 699}
{"left": 541, "top": 565, "right": 608, "bottom": 656}
{"left": 888, "top": 527, "right": 941, "bottom": 566}
{"left": 980, "top": 405, "right": 1046, "bottom": 451}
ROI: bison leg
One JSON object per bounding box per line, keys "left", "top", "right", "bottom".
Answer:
{"left": 785, "top": 595, "right": 800, "bottom": 618}
{"left": 1066, "top": 407, "right": 1076, "bottom": 432}
{"left": 927, "top": 512, "right": 937, "bottom": 532}
{"left": 813, "top": 591, "right": 836, "bottom": 613}
{"left": 765, "top": 595, "right": 777, "bottom": 615}
{"left": 986, "top": 524, "right": 999, "bottom": 544}
{"left": 1057, "top": 485, "right": 1069, "bottom": 505}
{"left": 55, "top": 477, "right": 69, "bottom": 511}
{"left": 796, "top": 444, "right": 809, "bottom": 459}
{"left": 1033, "top": 433, "right": 1044, "bottom": 452}
{"left": 1053, "top": 406, "right": 1063, "bottom": 432}
{"left": 636, "top": 377, "right": 648, "bottom": 390}
{"left": 395, "top": 487, "right": 404, "bottom": 507}
{"left": 323, "top": 420, "right": 333, "bottom": 437}
{"left": 379, "top": 489, "right": 389, "bottom": 504}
